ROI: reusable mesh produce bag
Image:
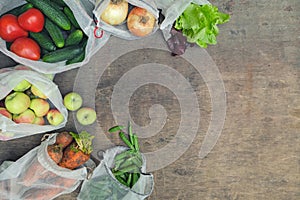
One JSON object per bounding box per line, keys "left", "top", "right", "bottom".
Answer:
{"left": 157, "top": 0, "right": 210, "bottom": 41}
{"left": 0, "top": 133, "right": 93, "bottom": 200}
{"left": 0, "top": 0, "right": 110, "bottom": 74}
{"left": 93, "top": 0, "right": 159, "bottom": 40}
{"left": 78, "top": 146, "right": 154, "bottom": 200}
{"left": 0, "top": 65, "right": 68, "bottom": 140}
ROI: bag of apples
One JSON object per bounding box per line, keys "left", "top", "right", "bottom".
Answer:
{"left": 0, "top": 131, "right": 95, "bottom": 200}
{"left": 0, "top": 65, "right": 68, "bottom": 141}
{"left": 0, "top": 0, "right": 110, "bottom": 74}
{"left": 93, "top": 0, "right": 159, "bottom": 40}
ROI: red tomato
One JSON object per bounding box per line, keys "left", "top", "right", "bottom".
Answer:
{"left": 18, "top": 8, "right": 44, "bottom": 32}
{"left": 0, "top": 14, "right": 28, "bottom": 42}
{"left": 10, "top": 37, "right": 41, "bottom": 60}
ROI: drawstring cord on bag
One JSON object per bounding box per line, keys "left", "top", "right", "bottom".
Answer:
{"left": 93, "top": 19, "right": 104, "bottom": 39}
{"left": 94, "top": 26, "right": 104, "bottom": 38}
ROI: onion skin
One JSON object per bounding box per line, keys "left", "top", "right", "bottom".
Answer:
{"left": 100, "top": 0, "right": 128, "bottom": 25}
{"left": 127, "top": 7, "right": 156, "bottom": 37}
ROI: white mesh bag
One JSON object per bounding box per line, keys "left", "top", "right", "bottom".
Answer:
{"left": 78, "top": 146, "right": 154, "bottom": 200}
{"left": 0, "top": 0, "right": 110, "bottom": 74}
{"left": 0, "top": 66, "right": 67, "bottom": 140}
{"left": 93, "top": 0, "right": 159, "bottom": 40}
{"left": 0, "top": 133, "right": 93, "bottom": 200}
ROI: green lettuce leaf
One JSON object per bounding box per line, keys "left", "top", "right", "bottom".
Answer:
{"left": 174, "top": 3, "right": 230, "bottom": 48}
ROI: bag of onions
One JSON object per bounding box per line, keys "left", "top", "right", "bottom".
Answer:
{"left": 93, "top": 0, "right": 159, "bottom": 40}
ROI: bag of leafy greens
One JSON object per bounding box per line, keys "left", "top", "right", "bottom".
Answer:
{"left": 158, "top": 0, "right": 230, "bottom": 55}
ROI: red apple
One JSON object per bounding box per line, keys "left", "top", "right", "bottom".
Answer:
{"left": 5, "top": 92, "right": 31, "bottom": 114}
{"left": 13, "top": 109, "right": 35, "bottom": 124}
{"left": 31, "top": 85, "right": 47, "bottom": 99}
{"left": 32, "top": 116, "right": 45, "bottom": 125}
{"left": 0, "top": 107, "right": 12, "bottom": 119}
{"left": 46, "top": 109, "right": 64, "bottom": 126}
{"left": 30, "top": 98, "right": 50, "bottom": 117}
{"left": 127, "top": 7, "right": 156, "bottom": 37}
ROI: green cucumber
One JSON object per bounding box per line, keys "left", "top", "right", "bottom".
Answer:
{"left": 66, "top": 50, "right": 85, "bottom": 65}
{"left": 52, "top": 0, "right": 66, "bottom": 7}
{"left": 29, "top": 31, "right": 56, "bottom": 51}
{"left": 26, "top": 0, "right": 71, "bottom": 30}
{"left": 63, "top": 6, "right": 80, "bottom": 29}
{"left": 42, "top": 45, "right": 83, "bottom": 63}
{"left": 1, "top": 3, "right": 33, "bottom": 17}
{"left": 45, "top": 18, "right": 65, "bottom": 48}
{"left": 65, "top": 29, "right": 83, "bottom": 46}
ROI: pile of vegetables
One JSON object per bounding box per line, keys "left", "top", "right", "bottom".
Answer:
{"left": 100, "top": 0, "right": 156, "bottom": 37}
{"left": 109, "top": 123, "right": 143, "bottom": 188}
{"left": 0, "top": 0, "right": 88, "bottom": 64}
{"left": 48, "top": 131, "right": 94, "bottom": 169}
{"left": 167, "top": 3, "right": 230, "bottom": 55}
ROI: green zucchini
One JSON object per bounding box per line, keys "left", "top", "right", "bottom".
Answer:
{"left": 45, "top": 18, "right": 65, "bottom": 48}
{"left": 42, "top": 45, "right": 83, "bottom": 63}
{"left": 26, "top": 0, "right": 71, "bottom": 30}
{"left": 65, "top": 29, "right": 83, "bottom": 46}
{"left": 29, "top": 31, "right": 56, "bottom": 51}
{"left": 63, "top": 6, "right": 80, "bottom": 28}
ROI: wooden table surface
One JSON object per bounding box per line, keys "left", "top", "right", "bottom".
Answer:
{"left": 0, "top": 0, "right": 299, "bottom": 199}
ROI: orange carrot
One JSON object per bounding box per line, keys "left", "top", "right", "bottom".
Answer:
{"left": 20, "top": 160, "right": 46, "bottom": 186}
{"left": 55, "top": 131, "right": 74, "bottom": 148}
{"left": 58, "top": 131, "right": 94, "bottom": 170}
{"left": 47, "top": 144, "right": 63, "bottom": 164}
{"left": 58, "top": 142, "right": 90, "bottom": 170}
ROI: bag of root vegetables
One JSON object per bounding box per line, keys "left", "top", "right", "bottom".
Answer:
{"left": 0, "top": 65, "right": 67, "bottom": 140}
{"left": 93, "top": 0, "right": 159, "bottom": 40}
{"left": 0, "top": 0, "right": 110, "bottom": 74}
{"left": 0, "top": 131, "right": 95, "bottom": 200}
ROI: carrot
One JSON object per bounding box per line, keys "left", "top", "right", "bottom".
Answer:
{"left": 55, "top": 131, "right": 74, "bottom": 148}
{"left": 20, "top": 160, "right": 46, "bottom": 186}
{"left": 58, "top": 142, "right": 90, "bottom": 170}
{"left": 21, "top": 188, "right": 64, "bottom": 200}
{"left": 47, "top": 144, "right": 63, "bottom": 164}
{"left": 58, "top": 131, "right": 94, "bottom": 170}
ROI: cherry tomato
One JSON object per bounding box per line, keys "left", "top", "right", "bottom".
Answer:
{"left": 10, "top": 37, "right": 41, "bottom": 60}
{"left": 0, "top": 14, "right": 28, "bottom": 42}
{"left": 18, "top": 8, "right": 44, "bottom": 32}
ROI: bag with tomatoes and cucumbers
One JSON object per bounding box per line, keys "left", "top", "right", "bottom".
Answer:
{"left": 158, "top": 0, "right": 230, "bottom": 55}
{"left": 0, "top": 65, "right": 68, "bottom": 141}
{"left": 0, "top": 0, "right": 110, "bottom": 74}
{"left": 93, "top": 0, "right": 159, "bottom": 40}
{"left": 0, "top": 132, "right": 95, "bottom": 200}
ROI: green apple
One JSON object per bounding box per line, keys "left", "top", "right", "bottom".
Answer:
{"left": 13, "top": 109, "right": 35, "bottom": 124}
{"left": 47, "top": 109, "right": 64, "bottom": 126}
{"left": 76, "top": 107, "right": 97, "bottom": 125}
{"left": 30, "top": 98, "right": 50, "bottom": 117}
{"left": 5, "top": 92, "right": 31, "bottom": 114}
{"left": 63, "top": 92, "right": 83, "bottom": 111}
{"left": 32, "top": 116, "right": 45, "bottom": 125}
{"left": 31, "top": 85, "right": 47, "bottom": 99}
{"left": 13, "top": 80, "right": 32, "bottom": 92}
{"left": 0, "top": 107, "right": 12, "bottom": 119}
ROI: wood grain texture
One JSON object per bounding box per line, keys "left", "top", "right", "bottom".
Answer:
{"left": 0, "top": 0, "right": 299, "bottom": 199}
